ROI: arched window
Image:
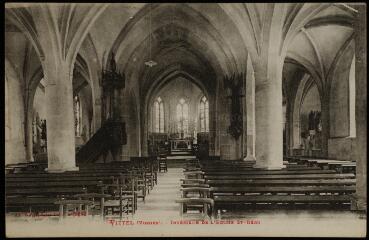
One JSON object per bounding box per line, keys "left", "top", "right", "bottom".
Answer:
{"left": 153, "top": 97, "right": 164, "bottom": 133}
{"left": 199, "top": 96, "right": 209, "bottom": 132}
{"left": 74, "top": 95, "right": 82, "bottom": 136}
{"left": 177, "top": 98, "right": 189, "bottom": 134}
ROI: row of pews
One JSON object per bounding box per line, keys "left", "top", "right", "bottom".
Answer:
{"left": 5, "top": 162, "right": 48, "bottom": 174}
{"left": 5, "top": 157, "right": 161, "bottom": 220}
{"left": 176, "top": 157, "right": 356, "bottom": 219}
{"left": 285, "top": 156, "right": 356, "bottom": 174}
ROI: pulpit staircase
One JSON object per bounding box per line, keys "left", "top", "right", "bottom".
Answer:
{"left": 76, "top": 119, "right": 126, "bottom": 165}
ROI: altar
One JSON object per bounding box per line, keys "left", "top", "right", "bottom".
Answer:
{"left": 169, "top": 138, "right": 193, "bottom": 151}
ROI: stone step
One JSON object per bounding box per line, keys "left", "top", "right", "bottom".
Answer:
{"left": 166, "top": 155, "right": 196, "bottom": 160}
{"left": 169, "top": 151, "right": 192, "bottom": 155}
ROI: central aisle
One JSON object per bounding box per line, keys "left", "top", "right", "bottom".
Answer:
{"left": 132, "top": 168, "right": 183, "bottom": 221}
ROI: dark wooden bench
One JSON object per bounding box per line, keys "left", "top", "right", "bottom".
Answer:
{"left": 180, "top": 179, "right": 206, "bottom": 184}
{"left": 328, "top": 162, "right": 356, "bottom": 174}
{"left": 210, "top": 185, "right": 355, "bottom": 196}
{"left": 213, "top": 195, "right": 353, "bottom": 213}
{"left": 6, "top": 187, "right": 89, "bottom": 196}
{"left": 5, "top": 160, "right": 158, "bottom": 218}
{"left": 6, "top": 180, "right": 104, "bottom": 188}
{"left": 205, "top": 173, "right": 356, "bottom": 180}
{"left": 206, "top": 179, "right": 356, "bottom": 186}
{"left": 6, "top": 186, "right": 88, "bottom": 213}
{"left": 6, "top": 172, "right": 133, "bottom": 214}
{"left": 181, "top": 183, "right": 210, "bottom": 188}
{"left": 203, "top": 170, "right": 337, "bottom": 175}
{"left": 198, "top": 161, "right": 356, "bottom": 214}
{"left": 5, "top": 162, "right": 47, "bottom": 173}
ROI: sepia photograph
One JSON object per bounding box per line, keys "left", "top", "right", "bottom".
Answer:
{"left": 4, "top": 2, "right": 367, "bottom": 237}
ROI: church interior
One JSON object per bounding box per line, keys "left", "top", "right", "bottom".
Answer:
{"left": 4, "top": 3, "right": 367, "bottom": 237}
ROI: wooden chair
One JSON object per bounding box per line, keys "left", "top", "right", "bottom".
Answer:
{"left": 73, "top": 192, "right": 111, "bottom": 219}
{"left": 131, "top": 170, "right": 147, "bottom": 201}
{"left": 175, "top": 198, "right": 214, "bottom": 219}
{"left": 120, "top": 174, "right": 138, "bottom": 214}
{"left": 102, "top": 183, "right": 131, "bottom": 219}
{"left": 144, "top": 164, "right": 155, "bottom": 192}
{"left": 181, "top": 187, "right": 210, "bottom": 198}
{"left": 158, "top": 156, "right": 168, "bottom": 173}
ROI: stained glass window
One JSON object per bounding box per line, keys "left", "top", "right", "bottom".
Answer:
{"left": 199, "top": 96, "right": 209, "bottom": 132}
{"left": 177, "top": 98, "right": 189, "bottom": 134}
{"left": 74, "top": 95, "right": 82, "bottom": 136}
{"left": 153, "top": 97, "right": 164, "bottom": 133}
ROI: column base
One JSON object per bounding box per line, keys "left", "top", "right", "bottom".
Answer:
{"left": 253, "top": 164, "right": 267, "bottom": 169}
{"left": 350, "top": 194, "right": 367, "bottom": 212}
{"left": 253, "top": 164, "right": 284, "bottom": 170}
{"left": 243, "top": 154, "right": 256, "bottom": 161}
{"left": 46, "top": 166, "right": 79, "bottom": 173}
{"left": 266, "top": 165, "right": 285, "bottom": 170}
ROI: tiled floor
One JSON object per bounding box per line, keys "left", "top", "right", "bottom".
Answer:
{"left": 132, "top": 168, "right": 182, "bottom": 221}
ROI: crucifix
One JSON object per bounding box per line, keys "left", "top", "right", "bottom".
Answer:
{"left": 223, "top": 73, "right": 245, "bottom": 140}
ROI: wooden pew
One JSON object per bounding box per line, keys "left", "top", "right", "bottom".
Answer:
{"left": 206, "top": 179, "right": 356, "bottom": 187}
{"left": 202, "top": 170, "right": 338, "bottom": 175}
{"left": 180, "top": 179, "right": 206, "bottom": 184}
{"left": 5, "top": 171, "right": 127, "bottom": 178}
{"left": 205, "top": 173, "right": 356, "bottom": 180}
{"left": 210, "top": 185, "right": 355, "bottom": 197}
{"left": 6, "top": 188, "right": 89, "bottom": 213}
{"left": 6, "top": 172, "right": 124, "bottom": 214}
{"left": 328, "top": 162, "right": 356, "bottom": 174}
{"left": 306, "top": 159, "right": 353, "bottom": 169}
{"left": 197, "top": 160, "right": 356, "bottom": 214}
{"left": 5, "top": 160, "right": 158, "bottom": 218}
{"left": 213, "top": 195, "right": 352, "bottom": 213}
{"left": 181, "top": 184, "right": 210, "bottom": 188}
{"left": 195, "top": 165, "right": 321, "bottom": 171}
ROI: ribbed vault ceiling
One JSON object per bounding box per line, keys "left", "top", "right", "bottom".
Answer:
{"left": 5, "top": 3, "right": 358, "bottom": 101}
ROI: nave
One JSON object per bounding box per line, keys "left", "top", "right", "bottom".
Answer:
{"left": 5, "top": 2, "right": 367, "bottom": 237}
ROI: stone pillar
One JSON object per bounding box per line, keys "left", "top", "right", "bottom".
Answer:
{"left": 254, "top": 73, "right": 284, "bottom": 169}
{"left": 94, "top": 98, "right": 102, "bottom": 132}
{"left": 352, "top": 4, "right": 367, "bottom": 212}
{"left": 208, "top": 99, "right": 216, "bottom": 156}
{"left": 44, "top": 61, "right": 78, "bottom": 172}
{"left": 320, "top": 94, "right": 330, "bottom": 158}
{"left": 25, "top": 106, "right": 34, "bottom": 162}
{"left": 120, "top": 90, "right": 130, "bottom": 161}
{"left": 244, "top": 56, "right": 256, "bottom": 161}
{"left": 285, "top": 101, "right": 291, "bottom": 157}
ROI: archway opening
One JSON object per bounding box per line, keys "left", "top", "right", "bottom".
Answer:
{"left": 32, "top": 78, "right": 47, "bottom": 161}
{"left": 300, "top": 83, "right": 322, "bottom": 156}
{"left": 147, "top": 77, "right": 209, "bottom": 155}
